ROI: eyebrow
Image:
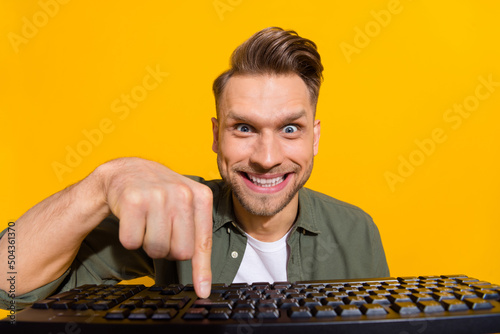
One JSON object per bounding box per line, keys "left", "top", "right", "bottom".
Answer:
{"left": 226, "top": 110, "right": 308, "bottom": 124}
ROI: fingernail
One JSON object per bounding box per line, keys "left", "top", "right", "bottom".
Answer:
{"left": 200, "top": 280, "right": 211, "bottom": 298}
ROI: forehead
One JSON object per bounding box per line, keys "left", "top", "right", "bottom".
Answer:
{"left": 218, "top": 74, "right": 314, "bottom": 122}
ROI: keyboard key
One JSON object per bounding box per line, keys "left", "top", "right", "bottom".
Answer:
{"left": 245, "top": 292, "right": 263, "bottom": 301}
{"left": 370, "top": 290, "right": 391, "bottom": 297}
{"left": 160, "top": 287, "right": 181, "bottom": 295}
{"left": 417, "top": 300, "right": 445, "bottom": 313}
{"left": 266, "top": 293, "right": 285, "bottom": 301}
{"left": 391, "top": 302, "right": 420, "bottom": 315}
{"left": 193, "top": 299, "right": 233, "bottom": 309}
{"left": 278, "top": 298, "right": 300, "bottom": 309}
{"left": 252, "top": 283, "right": 271, "bottom": 291}
{"left": 234, "top": 300, "right": 255, "bottom": 309}
{"left": 365, "top": 295, "right": 390, "bottom": 305}
{"left": 288, "top": 306, "right": 312, "bottom": 319}
{"left": 152, "top": 309, "right": 178, "bottom": 320}
{"left": 92, "top": 300, "right": 116, "bottom": 310}
{"left": 32, "top": 299, "right": 56, "bottom": 309}
{"left": 257, "top": 299, "right": 277, "bottom": 308}
{"left": 456, "top": 278, "right": 479, "bottom": 284}
{"left": 441, "top": 299, "right": 469, "bottom": 312}
{"left": 129, "top": 308, "right": 154, "bottom": 320}
{"left": 287, "top": 293, "right": 307, "bottom": 300}
{"left": 329, "top": 291, "right": 349, "bottom": 298}
{"left": 468, "top": 281, "right": 491, "bottom": 287}
{"left": 307, "top": 292, "right": 326, "bottom": 299}
{"left": 273, "top": 282, "right": 291, "bottom": 290}
{"left": 398, "top": 276, "right": 419, "bottom": 282}
{"left": 441, "top": 274, "right": 468, "bottom": 280}
{"left": 476, "top": 290, "right": 500, "bottom": 300}
{"left": 211, "top": 283, "right": 228, "bottom": 293}
{"left": 299, "top": 298, "right": 322, "bottom": 308}
{"left": 453, "top": 291, "right": 477, "bottom": 301}
{"left": 410, "top": 293, "right": 433, "bottom": 303}
{"left": 431, "top": 292, "right": 456, "bottom": 301}
{"left": 71, "top": 300, "right": 93, "bottom": 310}
{"left": 343, "top": 296, "right": 366, "bottom": 306}
{"left": 103, "top": 294, "right": 126, "bottom": 303}
{"left": 433, "top": 287, "right": 453, "bottom": 293}
{"left": 225, "top": 293, "right": 244, "bottom": 302}
{"left": 335, "top": 305, "right": 362, "bottom": 317}
{"left": 473, "top": 284, "right": 500, "bottom": 291}
{"left": 349, "top": 291, "right": 370, "bottom": 297}
{"left": 231, "top": 307, "right": 255, "bottom": 319}
{"left": 183, "top": 308, "right": 208, "bottom": 320}
{"left": 230, "top": 282, "right": 250, "bottom": 289}
{"left": 464, "top": 298, "right": 493, "bottom": 310}
{"left": 312, "top": 305, "right": 337, "bottom": 318}
{"left": 388, "top": 294, "right": 412, "bottom": 303}
{"left": 322, "top": 297, "right": 344, "bottom": 307}
{"left": 208, "top": 308, "right": 231, "bottom": 320}
{"left": 360, "top": 304, "right": 388, "bottom": 316}
{"left": 256, "top": 307, "right": 280, "bottom": 319}
{"left": 454, "top": 285, "right": 475, "bottom": 292}
{"left": 104, "top": 309, "right": 130, "bottom": 320}
{"left": 47, "top": 291, "right": 78, "bottom": 301}
{"left": 411, "top": 287, "right": 433, "bottom": 294}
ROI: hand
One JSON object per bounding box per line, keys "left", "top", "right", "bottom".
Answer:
{"left": 99, "top": 157, "right": 213, "bottom": 298}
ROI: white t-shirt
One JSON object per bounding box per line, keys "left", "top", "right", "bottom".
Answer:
{"left": 232, "top": 231, "right": 290, "bottom": 284}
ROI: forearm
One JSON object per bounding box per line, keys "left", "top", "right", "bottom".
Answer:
{"left": 0, "top": 168, "right": 110, "bottom": 295}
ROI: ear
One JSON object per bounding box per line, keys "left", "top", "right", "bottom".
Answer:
{"left": 313, "top": 119, "right": 321, "bottom": 156}
{"left": 211, "top": 117, "right": 219, "bottom": 154}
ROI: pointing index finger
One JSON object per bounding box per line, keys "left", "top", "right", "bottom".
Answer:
{"left": 191, "top": 187, "right": 213, "bottom": 298}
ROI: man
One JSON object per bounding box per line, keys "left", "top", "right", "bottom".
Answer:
{"left": 0, "top": 27, "right": 389, "bottom": 310}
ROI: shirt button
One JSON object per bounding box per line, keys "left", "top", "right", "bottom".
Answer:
{"left": 231, "top": 251, "right": 238, "bottom": 259}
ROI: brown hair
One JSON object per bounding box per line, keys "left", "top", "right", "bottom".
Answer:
{"left": 213, "top": 27, "right": 323, "bottom": 115}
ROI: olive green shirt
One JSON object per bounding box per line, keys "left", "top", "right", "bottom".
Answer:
{"left": 0, "top": 177, "right": 389, "bottom": 310}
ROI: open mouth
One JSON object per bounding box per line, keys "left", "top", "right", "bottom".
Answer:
{"left": 242, "top": 172, "right": 287, "bottom": 188}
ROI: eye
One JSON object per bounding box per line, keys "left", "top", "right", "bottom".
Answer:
{"left": 283, "top": 125, "right": 298, "bottom": 134}
{"left": 236, "top": 124, "right": 252, "bottom": 133}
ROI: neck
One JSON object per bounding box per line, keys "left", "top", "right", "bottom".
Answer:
{"left": 232, "top": 194, "right": 299, "bottom": 242}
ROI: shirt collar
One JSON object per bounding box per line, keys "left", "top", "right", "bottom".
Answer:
{"left": 212, "top": 185, "right": 321, "bottom": 235}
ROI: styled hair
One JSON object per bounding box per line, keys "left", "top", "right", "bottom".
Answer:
{"left": 213, "top": 27, "right": 323, "bottom": 115}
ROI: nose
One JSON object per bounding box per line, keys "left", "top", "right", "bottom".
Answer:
{"left": 249, "top": 131, "right": 284, "bottom": 171}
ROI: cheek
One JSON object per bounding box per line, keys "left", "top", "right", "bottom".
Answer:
{"left": 220, "top": 137, "right": 252, "bottom": 161}
{"left": 282, "top": 141, "right": 314, "bottom": 163}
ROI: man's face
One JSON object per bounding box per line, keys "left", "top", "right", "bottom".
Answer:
{"left": 212, "top": 74, "right": 320, "bottom": 217}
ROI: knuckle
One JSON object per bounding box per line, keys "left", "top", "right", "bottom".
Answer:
{"left": 119, "top": 235, "right": 141, "bottom": 250}
{"left": 149, "top": 186, "right": 167, "bottom": 203}
{"left": 197, "top": 186, "right": 213, "bottom": 206}
{"left": 177, "top": 184, "right": 194, "bottom": 203}
{"left": 143, "top": 243, "right": 168, "bottom": 259}
{"left": 198, "top": 236, "right": 212, "bottom": 253}
{"left": 120, "top": 188, "right": 145, "bottom": 207}
{"left": 170, "top": 247, "right": 194, "bottom": 261}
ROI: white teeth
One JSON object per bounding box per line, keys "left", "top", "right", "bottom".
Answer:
{"left": 248, "top": 174, "right": 285, "bottom": 187}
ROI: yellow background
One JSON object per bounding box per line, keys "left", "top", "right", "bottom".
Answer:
{"left": 1, "top": 0, "right": 499, "bottom": 319}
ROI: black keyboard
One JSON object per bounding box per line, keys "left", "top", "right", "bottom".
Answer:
{"left": 2, "top": 274, "right": 500, "bottom": 334}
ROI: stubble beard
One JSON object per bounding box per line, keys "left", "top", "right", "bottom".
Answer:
{"left": 217, "top": 156, "right": 314, "bottom": 216}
